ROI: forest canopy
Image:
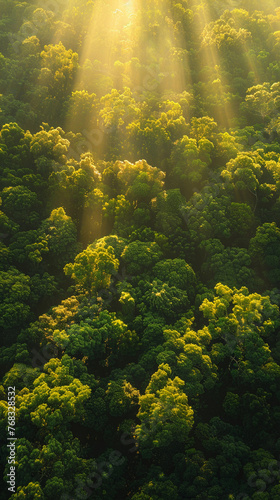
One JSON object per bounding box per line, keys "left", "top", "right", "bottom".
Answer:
{"left": 1, "top": 0, "right": 280, "bottom": 499}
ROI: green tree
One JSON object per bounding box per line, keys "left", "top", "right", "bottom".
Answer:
{"left": 182, "top": 191, "right": 231, "bottom": 244}
{"left": 228, "top": 202, "right": 256, "bottom": 243}
{"left": 40, "top": 207, "right": 78, "bottom": 269}
{"left": 36, "top": 41, "right": 79, "bottom": 121}
{"left": 0, "top": 267, "right": 31, "bottom": 341}
{"left": 64, "top": 244, "right": 119, "bottom": 296}
{"left": 170, "top": 135, "right": 213, "bottom": 195}
{"left": 249, "top": 222, "right": 280, "bottom": 286}
{"left": 65, "top": 90, "right": 97, "bottom": 133}
{"left": 243, "top": 82, "right": 280, "bottom": 122}
{"left": 153, "top": 258, "right": 196, "bottom": 297}
{"left": 200, "top": 283, "right": 279, "bottom": 387}
{"left": 116, "top": 159, "right": 165, "bottom": 204}
{"left": 12, "top": 482, "right": 44, "bottom": 499}
{"left": 135, "top": 363, "right": 194, "bottom": 451}
{"left": 121, "top": 241, "right": 162, "bottom": 275}
{"left": 106, "top": 380, "right": 139, "bottom": 417}
{"left": 139, "top": 279, "right": 190, "bottom": 321}
{"left": 200, "top": 239, "right": 256, "bottom": 289}
{"left": 30, "top": 125, "right": 70, "bottom": 169}
{"left": 15, "top": 357, "right": 91, "bottom": 429}
{"left": 1, "top": 185, "right": 41, "bottom": 228}
{"left": 153, "top": 189, "right": 186, "bottom": 235}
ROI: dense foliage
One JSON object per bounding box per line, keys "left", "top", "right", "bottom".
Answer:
{"left": 1, "top": 0, "right": 280, "bottom": 498}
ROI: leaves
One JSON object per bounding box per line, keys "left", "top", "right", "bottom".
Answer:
{"left": 135, "top": 363, "right": 194, "bottom": 449}
{"left": 64, "top": 244, "right": 119, "bottom": 296}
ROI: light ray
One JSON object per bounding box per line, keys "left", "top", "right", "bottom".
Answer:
{"left": 193, "top": 1, "right": 235, "bottom": 127}
{"left": 61, "top": 0, "right": 193, "bottom": 160}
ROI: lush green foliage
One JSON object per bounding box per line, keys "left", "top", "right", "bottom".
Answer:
{"left": 1, "top": 0, "right": 280, "bottom": 499}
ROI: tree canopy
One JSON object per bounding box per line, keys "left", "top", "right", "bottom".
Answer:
{"left": 1, "top": 1, "right": 280, "bottom": 499}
